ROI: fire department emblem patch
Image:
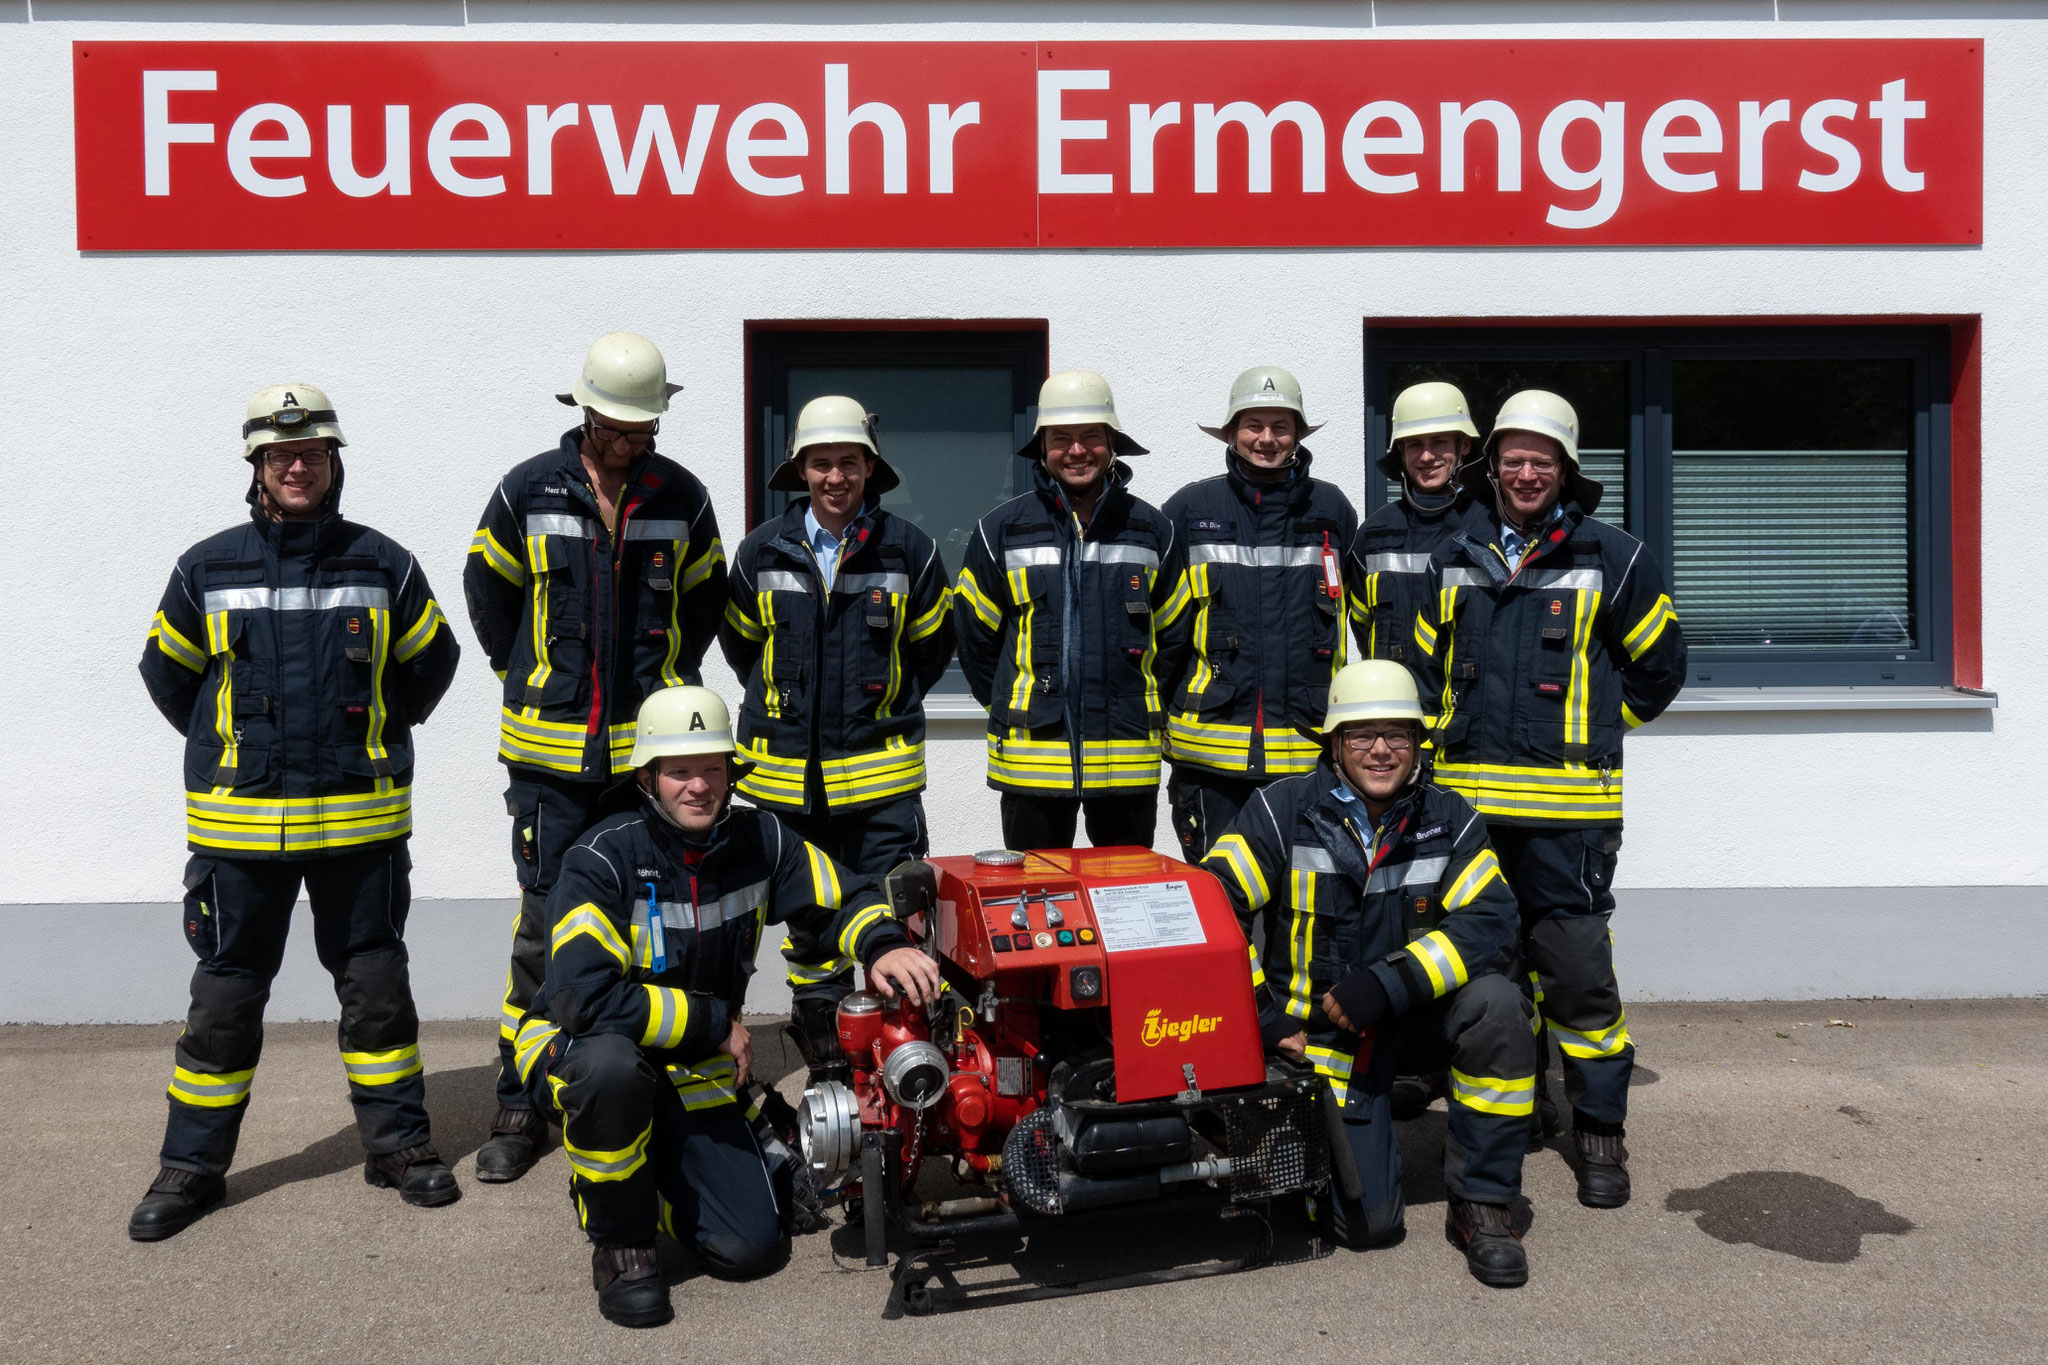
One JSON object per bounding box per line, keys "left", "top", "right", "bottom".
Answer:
{"left": 1129, "top": 574, "right": 1141, "bottom": 592}
{"left": 651, "top": 550, "right": 665, "bottom": 568}
{"left": 1549, "top": 599, "right": 1562, "bottom": 615}
{"left": 347, "top": 617, "right": 361, "bottom": 634}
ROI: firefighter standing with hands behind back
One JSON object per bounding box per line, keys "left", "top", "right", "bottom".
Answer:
{"left": 464, "top": 332, "right": 727, "bottom": 1183}
{"left": 955, "top": 370, "right": 1191, "bottom": 852}
{"left": 1160, "top": 366, "right": 1357, "bottom": 862}
{"left": 1413, "top": 390, "right": 1686, "bottom": 1209}
{"left": 131, "top": 383, "right": 462, "bottom": 1240}
{"left": 720, "top": 395, "right": 954, "bottom": 1080}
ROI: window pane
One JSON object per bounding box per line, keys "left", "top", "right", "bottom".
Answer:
{"left": 1385, "top": 359, "right": 1628, "bottom": 529}
{"left": 1672, "top": 358, "right": 1913, "bottom": 651}
{"left": 781, "top": 364, "right": 1021, "bottom": 570}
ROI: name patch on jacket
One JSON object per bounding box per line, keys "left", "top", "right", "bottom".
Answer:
{"left": 538, "top": 484, "right": 572, "bottom": 497}
{"left": 1404, "top": 823, "right": 1449, "bottom": 844}
{"left": 1191, "top": 518, "right": 1232, "bottom": 533}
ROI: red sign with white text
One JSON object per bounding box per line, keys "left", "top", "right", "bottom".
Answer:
{"left": 71, "top": 39, "right": 1981, "bottom": 250}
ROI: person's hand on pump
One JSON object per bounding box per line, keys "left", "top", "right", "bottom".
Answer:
{"left": 869, "top": 946, "right": 943, "bottom": 1007}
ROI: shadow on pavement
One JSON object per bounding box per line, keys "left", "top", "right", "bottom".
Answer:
{"left": 226, "top": 1064, "right": 501, "bottom": 1207}
{"left": 1665, "top": 1171, "right": 1914, "bottom": 1263}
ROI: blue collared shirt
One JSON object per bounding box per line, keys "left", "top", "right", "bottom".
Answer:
{"left": 1500, "top": 504, "right": 1566, "bottom": 569}
{"left": 804, "top": 505, "right": 846, "bottom": 590}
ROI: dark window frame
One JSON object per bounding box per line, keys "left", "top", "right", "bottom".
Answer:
{"left": 1364, "top": 323, "right": 1953, "bottom": 689}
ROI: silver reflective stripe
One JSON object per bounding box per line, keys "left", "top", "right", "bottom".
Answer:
{"left": 1004, "top": 546, "right": 1064, "bottom": 572}
{"left": 176, "top": 1075, "right": 251, "bottom": 1098}
{"left": 203, "top": 585, "right": 390, "bottom": 614}
{"left": 836, "top": 571, "right": 910, "bottom": 596}
{"left": 1442, "top": 568, "right": 1493, "bottom": 589}
{"left": 656, "top": 878, "right": 770, "bottom": 934}
{"left": 1035, "top": 404, "right": 1117, "bottom": 422}
{"left": 1366, "top": 553, "right": 1433, "bottom": 575}
{"left": 757, "top": 570, "right": 811, "bottom": 594}
{"left": 637, "top": 728, "right": 732, "bottom": 749}
{"left": 623, "top": 520, "right": 689, "bottom": 540}
{"left": 1366, "top": 853, "right": 1449, "bottom": 895}
{"left": 794, "top": 424, "right": 873, "bottom": 442}
{"left": 1498, "top": 410, "right": 1576, "bottom": 444}
{"left": 1520, "top": 567, "right": 1605, "bottom": 591}
{"left": 343, "top": 1054, "right": 418, "bottom": 1080}
{"left": 1079, "top": 543, "right": 1159, "bottom": 568}
{"left": 1290, "top": 844, "right": 1336, "bottom": 873}
{"left": 573, "top": 1143, "right": 646, "bottom": 1176}
{"left": 528, "top": 513, "right": 598, "bottom": 538}
{"left": 1410, "top": 932, "right": 1462, "bottom": 984}
{"left": 1451, "top": 1076, "right": 1531, "bottom": 1108}
{"left": 1391, "top": 414, "right": 1472, "bottom": 436}
{"left": 1188, "top": 544, "right": 1322, "bottom": 569}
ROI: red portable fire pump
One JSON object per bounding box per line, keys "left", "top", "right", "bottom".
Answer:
{"left": 797, "top": 847, "right": 1339, "bottom": 1312}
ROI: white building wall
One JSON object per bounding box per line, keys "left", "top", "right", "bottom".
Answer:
{"left": 2, "top": 3, "right": 2043, "bottom": 1019}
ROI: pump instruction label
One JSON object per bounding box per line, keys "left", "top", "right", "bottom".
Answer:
{"left": 1087, "top": 881, "right": 1206, "bottom": 953}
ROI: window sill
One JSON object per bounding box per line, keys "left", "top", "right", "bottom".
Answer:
{"left": 1667, "top": 686, "right": 1997, "bottom": 713}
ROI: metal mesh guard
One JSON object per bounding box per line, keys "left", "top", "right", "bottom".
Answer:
{"left": 1219, "top": 1083, "right": 1329, "bottom": 1202}
{"left": 1001, "top": 1107, "right": 1063, "bottom": 1215}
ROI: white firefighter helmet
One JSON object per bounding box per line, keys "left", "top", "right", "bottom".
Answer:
{"left": 1377, "top": 381, "right": 1478, "bottom": 479}
{"left": 555, "top": 331, "right": 682, "bottom": 423}
{"left": 1476, "top": 388, "right": 1604, "bottom": 513}
{"left": 769, "top": 394, "right": 899, "bottom": 495}
{"left": 629, "top": 686, "right": 736, "bottom": 769}
{"left": 1321, "top": 660, "right": 1426, "bottom": 735}
{"left": 243, "top": 382, "right": 346, "bottom": 458}
{"left": 1198, "top": 365, "right": 1323, "bottom": 443}
{"left": 1017, "top": 369, "right": 1148, "bottom": 458}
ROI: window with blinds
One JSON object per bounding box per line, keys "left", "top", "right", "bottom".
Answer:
{"left": 1365, "top": 326, "right": 1950, "bottom": 688}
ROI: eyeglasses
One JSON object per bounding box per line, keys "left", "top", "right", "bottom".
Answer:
{"left": 1497, "top": 458, "right": 1561, "bottom": 477}
{"left": 260, "top": 448, "right": 332, "bottom": 471}
{"left": 1339, "top": 728, "right": 1415, "bottom": 753}
{"left": 588, "top": 417, "right": 659, "bottom": 443}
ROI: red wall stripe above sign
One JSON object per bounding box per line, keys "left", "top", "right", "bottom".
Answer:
{"left": 72, "top": 39, "right": 1982, "bottom": 251}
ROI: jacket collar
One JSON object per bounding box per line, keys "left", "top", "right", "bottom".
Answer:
{"left": 1224, "top": 446, "right": 1315, "bottom": 506}
{"left": 1030, "top": 457, "right": 1133, "bottom": 536}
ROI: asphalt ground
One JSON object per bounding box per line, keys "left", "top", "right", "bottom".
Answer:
{"left": 3, "top": 999, "right": 2043, "bottom": 1364}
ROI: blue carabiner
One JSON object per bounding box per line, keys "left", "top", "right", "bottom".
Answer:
{"left": 646, "top": 882, "right": 667, "bottom": 973}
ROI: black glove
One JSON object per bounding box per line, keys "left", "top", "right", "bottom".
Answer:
{"left": 1325, "top": 968, "right": 1391, "bottom": 1034}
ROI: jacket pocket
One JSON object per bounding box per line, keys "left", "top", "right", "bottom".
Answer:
{"left": 181, "top": 856, "right": 220, "bottom": 960}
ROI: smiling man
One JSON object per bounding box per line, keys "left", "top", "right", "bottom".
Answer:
{"left": 719, "top": 395, "right": 953, "bottom": 1082}
{"left": 464, "top": 332, "right": 728, "bottom": 1183}
{"left": 955, "top": 370, "right": 1191, "bottom": 851}
{"left": 1412, "top": 390, "right": 1687, "bottom": 1211}
{"left": 508, "top": 685, "right": 941, "bottom": 1327}
{"left": 1160, "top": 366, "right": 1357, "bottom": 863}
{"left": 1201, "top": 661, "right": 1534, "bottom": 1286}
{"left": 132, "top": 383, "right": 461, "bottom": 1240}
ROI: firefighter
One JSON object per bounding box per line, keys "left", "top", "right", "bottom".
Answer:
{"left": 1412, "top": 390, "right": 1687, "bottom": 1209}
{"left": 1348, "top": 380, "right": 1481, "bottom": 664}
{"left": 509, "top": 685, "right": 941, "bottom": 1328}
{"left": 130, "top": 383, "right": 462, "bottom": 1241}
{"left": 719, "top": 394, "right": 954, "bottom": 1079}
{"left": 464, "top": 332, "right": 727, "bottom": 1184}
{"left": 955, "top": 370, "right": 1192, "bottom": 851}
{"left": 1160, "top": 366, "right": 1357, "bottom": 863}
{"left": 1203, "top": 661, "right": 1534, "bottom": 1286}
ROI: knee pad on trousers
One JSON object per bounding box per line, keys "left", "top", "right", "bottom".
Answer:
{"left": 698, "top": 1233, "right": 791, "bottom": 1280}
{"left": 336, "top": 947, "right": 420, "bottom": 1051}
{"left": 182, "top": 969, "right": 271, "bottom": 1068}
{"left": 1448, "top": 974, "right": 1539, "bottom": 1075}
{"left": 1527, "top": 914, "right": 1622, "bottom": 1028}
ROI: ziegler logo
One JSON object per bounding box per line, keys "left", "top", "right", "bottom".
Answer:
{"left": 1141, "top": 1009, "right": 1223, "bottom": 1046}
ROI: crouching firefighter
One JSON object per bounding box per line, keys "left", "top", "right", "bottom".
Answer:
{"left": 510, "top": 685, "right": 942, "bottom": 1328}
{"left": 132, "top": 384, "right": 463, "bottom": 1241}
{"left": 1201, "top": 661, "right": 1536, "bottom": 1287}
{"left": 719, "top": 395, "right": 954, "bottom": 1084}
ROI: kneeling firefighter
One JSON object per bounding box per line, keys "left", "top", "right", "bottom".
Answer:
{"left": 1201, "top": 660, "right": 1537, "bottom": 1286}
{"left": 509, "top": 685, "right": 942, "bottom": 1328}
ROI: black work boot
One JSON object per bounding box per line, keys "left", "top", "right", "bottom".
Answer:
{"left": 784, "top": 996, "right": 850, "bottom": 1087}
{"left": 1572, "top": 1127, "right": 1631, "bottom": 1208}
{"left": 364, "top": 1143, "right": 462, "bottom": 1207}
{"left": 475, "top": 1106, "right": 549, "bottom": 1183}
{"left": 128, "top": 1167, "right": 227, "bottom": 1242}
{"left": 593, "top": 1243, "right": 673, "bottom": 1328}
{"left": 1444, "top": 1198, "right": 1529, "bottom": 1288}
{"left": 1390, "top": 1072, "right": 1445, "bottom": 1122}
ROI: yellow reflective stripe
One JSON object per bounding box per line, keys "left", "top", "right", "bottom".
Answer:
{"left": 908, "top": 586, "right": 952, "bottom": 641}
{"left": 1415, "top": 609, "right": 1439, "bottom": 657}
{"left": 878, "top": 590, "right": 910, "bottom": 719}
{"left": 1449, "top": 1068, "right": 1535, "bottom": 1116}
{"left": 206, "top": 610, "right": 237, "bottom": 788}
{"left": 1286, "top": 867, "right": 1316, "bottom": 1019}
{"left": 1205, "top": 832, "right": 1271, "bottom": 909}
{"left": 470, "top": 527, "right": 526, "bottom": 585}
{"left": 658, "top": 537, "right": 688, "bottom": 688}
{"left": 565, "top": 1125, "right": 651, "bottom": 1183}
{"left": 1622, "top": 702, "right": 1646, "bottom": 729}
{"left": 819, "top": 741, "right": 926, "bottom": 805}
{"left": 521, "top": 533, "right": 554, "bottom": 707}
{"left": 513, "top": 1017, "right": 560, "bottom": 1081}
{"left": 1623, "top": 593, "right": 1678, "bottom": 661}
{"left": 1565, "top": 588, "right": 1600, "bottom": 751}
{"left": 151, "top": 612, "right": 206, "bottom": 671}
{"left": 500, "top": 997, "right": 526, "bottom": 1044}
{"left": 955, "top": 567, "right": 1003, "bottom": 630}
{"left": 1305, "top": 1043, "right": 1353, "bottom": 1100}
{"left": 1246, "top": 941, "right": 1267, "bottom": 989}
{"left": 1404, "top": 929, "right": 1469, "bottom": 998}
{"left": 681, "top": 537, "right": 723, "bottom": 592}
{"left": 168, "top": 1064, "right": 254, "bottom": 1108}
{"left": 1551, "top": 1012, "right": 1632, "bottom": 1059}
{"left": 607, "top": 721, "right": 637, "bottom": 775}
{"left": 806, "top": 843, "right": 844, "bottom": 909}
{"left": 394, "top": 599, "right": 447, "bottom": 663}
{"left": 364, "top": 606, "right": 395, "bottom": 791}
{"left": 668, "top": 1055, "right": 740, "bottom": 1110}
{"left": 724, "top": 597, "right": 768, "bottom": 642}
{"left": 185, "top": 787, "right": 414, "bottom": 852}
{"left": 640, "top": 985, "right": 690, "bottom": 1048}
{"left": 758, "top": 590, "right": 780, "bottom": 719}
{"left": 838, "top": 902, "right": 890, "bottom": 959}
{"left": 551, "top": 903, "right": 629, "bottom": 965}
{"left": 340, "top": 1044, "right": 423, "bottom": 1086}
{"left": 1004, "top": 565, "right": 1036, "bottom": 717}
{"left": 786, "top": 955, "right": 851, "bottom": 986}
{"left": 1156, "top": 570, "right": 1193, "bottom": 629}
{"left": 1434, "top": 762, "right": 1624, "bottom": 822}
{"left": 1442, "top": 848, "right": 1503, "bottom": 912}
